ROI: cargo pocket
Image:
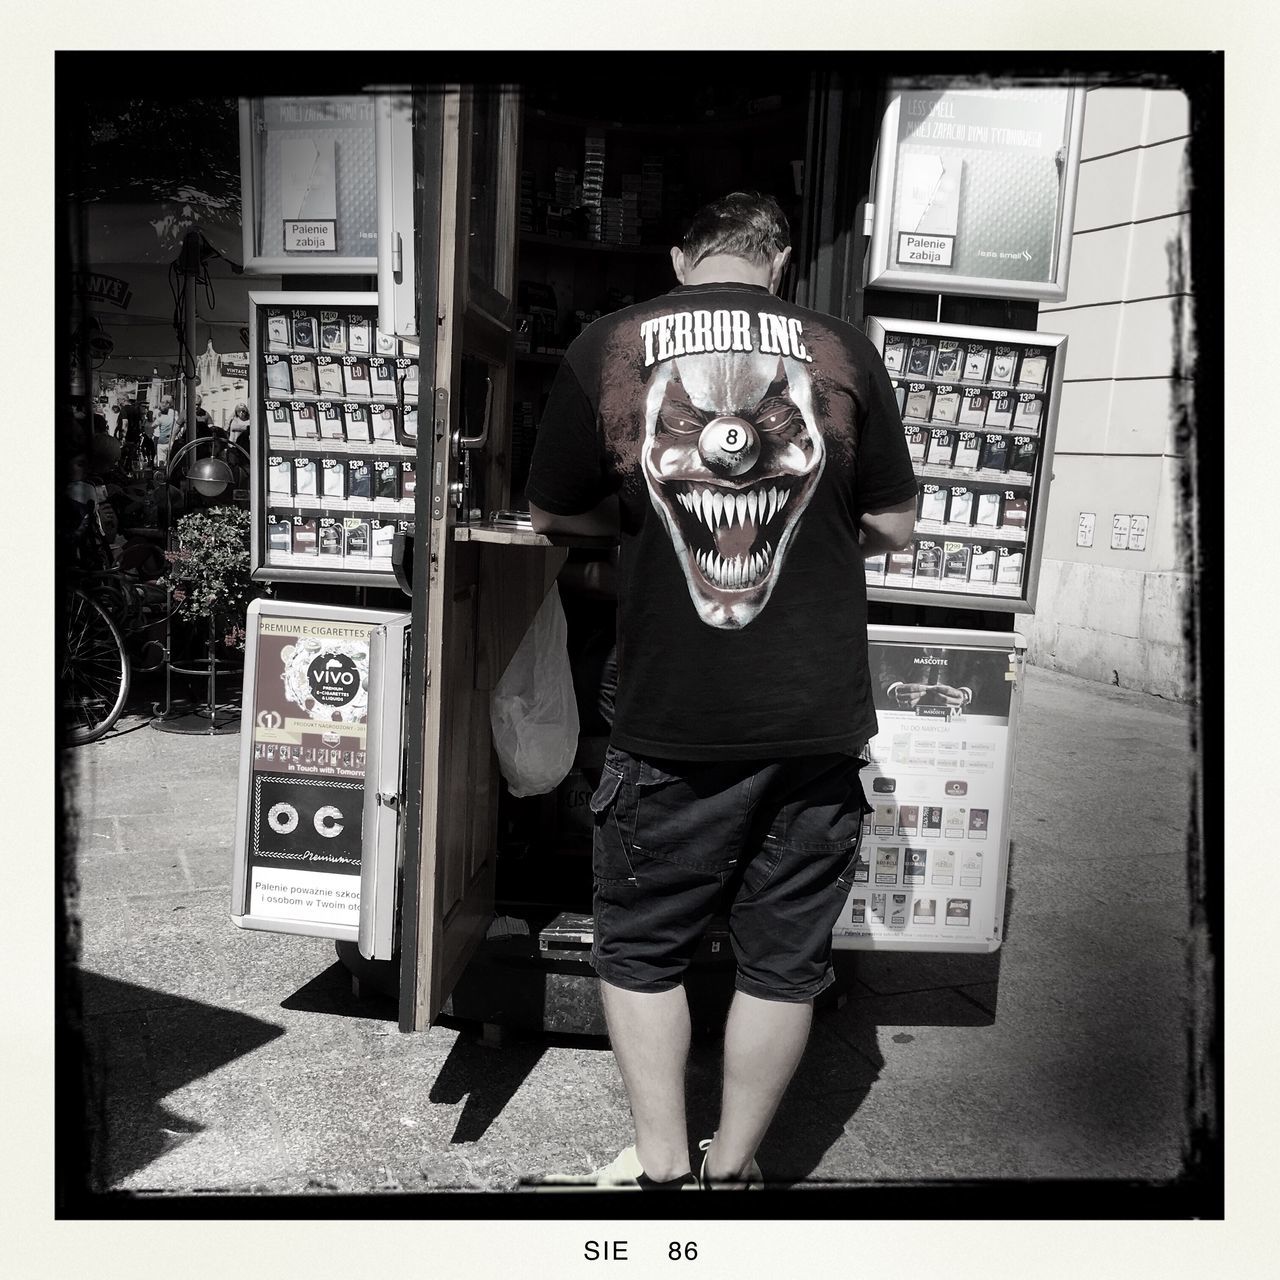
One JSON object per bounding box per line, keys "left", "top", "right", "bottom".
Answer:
{"left": 590, "top": 764, "right": 636, "bottom": 885}
{"left": 834, "top": 787, "right": 875, "bottom": 894}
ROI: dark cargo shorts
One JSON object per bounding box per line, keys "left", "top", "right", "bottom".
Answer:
{"left": 589, "top": 746, "right": 871, "bottom": 1002}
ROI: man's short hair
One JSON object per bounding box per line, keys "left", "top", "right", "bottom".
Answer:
{"left": 679, "top": 192, "right": 791, "bottom": 269}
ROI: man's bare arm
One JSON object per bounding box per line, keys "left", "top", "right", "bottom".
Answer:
{"left": 528, "top": 495, "right": 620, "bottom": 538}
{"left": 858, "top": 497, "right": 916, "bottom": 557}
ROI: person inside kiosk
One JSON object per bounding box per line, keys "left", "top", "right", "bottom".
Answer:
{"left": 524, "top": 192, "right": 919, "bottom": 1189}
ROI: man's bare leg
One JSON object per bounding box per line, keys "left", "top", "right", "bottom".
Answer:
{"left": 598, "top": 979, "right": 693, "bottom": 1181}
{"left": 703, "top": 990, "right": 813, "bottom": 1183}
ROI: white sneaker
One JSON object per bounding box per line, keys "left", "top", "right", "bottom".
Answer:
{"left": 697, "top": 1137, "right": 763, "bottom": 1189}
{"left": 528, "top": 1145, "right": 697, "bottom": 1191}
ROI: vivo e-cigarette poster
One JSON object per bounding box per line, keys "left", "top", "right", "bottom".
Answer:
{"left": 245, "top": 613, "right": 375, "bottom": 927}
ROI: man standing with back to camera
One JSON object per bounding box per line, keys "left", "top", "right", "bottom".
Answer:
{"left": 525, "top": 192, "right": 918, "bottom": 1190}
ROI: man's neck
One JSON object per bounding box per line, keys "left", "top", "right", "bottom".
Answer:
{"left": 680, "top": 254, "right": 773, "bottom": 289}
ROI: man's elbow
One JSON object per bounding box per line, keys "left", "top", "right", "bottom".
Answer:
{"left": 528, "top": 503, "right": 556, "bottom": 534}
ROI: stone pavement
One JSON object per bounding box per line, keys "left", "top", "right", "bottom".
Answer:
{"left": 64, "top": 664, "right": 1198, "bottom": 1194}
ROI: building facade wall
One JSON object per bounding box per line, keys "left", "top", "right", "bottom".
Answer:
{"left": 1016, "top": 87, "right": 1193, "bottom": 700}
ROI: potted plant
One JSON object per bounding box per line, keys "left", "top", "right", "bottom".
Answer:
{"left": 159, "top": 505, "right": 264, "bottom": 653}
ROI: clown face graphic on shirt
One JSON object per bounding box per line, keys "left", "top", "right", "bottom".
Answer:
{"left": 642, "top": 350, "right": 825, "bottom": 629}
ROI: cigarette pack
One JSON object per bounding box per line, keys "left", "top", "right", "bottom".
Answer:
{"left": 319, "top": 312, "right": 346, "bottom": 355}
{"left": 369, "top": 403, "right": 398, "bottom": 442}
{"left": 922, "top": 805, "right": 944, "bottom": 838}
{"left": 969, "top": 546, "right": 997, "bottom": 584}
{"left": 897, "top": 805, "right": 920, "bottom": 836}
{"left": 888, "top": 893, "right": 909, "bottom": 928}
{"left": 918, "top": 485, "right": 947, "bottom": 523}
{"left": 267, "top": 513, "right": 291, "bottom": 554}
{"left": 292, "top": 456, "right": 318, "bottom": 498}
{"left": 1001, "top": 496, "right": 1029, "bottom": 530}
{"left": 371, "top": 516, "right": 396, "bottom": 561}
{"left": 958, "top": 390, "right": 989, "bottom": 427}
{"left": 343, "top": 403, "right": 371, "bottom": 443}
{"left": 290, "top": 401, "right": 319, "bottom": 440}
{"left": 375, "top": 329, "right": 397, "bottom": 357}
{"left": 984, "top": 393, "right": 1013, "bottom": 429}
{"left": 342, "top": 358, "right": 371, "bottom": 399}
{"left": 1013, "top": 394, "right": 1043, "bottom": 432}
{"left": 265, "top": 401, "right": 292, "bottom": 439}
{"left": 871, "top": 893, "right": 887, "bottom": 924}
{"left": 968, "top": 808, "right": 989, "bottom": 839}
{"left": 264, "top": 356, "right": 292, "bottom": 396}
{"left": 875, "top": 846, "right": 900, "bottom": 885}
{"left": 318, "top": 518, "right": 344, "bottom": 559}
{"left": 943, "top": 541, "right": 972, "bottom": 580}
{"left": 292, "top": 314, "right": 318, "bottom": 353}
{"left": 1008, "top": 437, "right": 1038, "bottom": 476}
{"left": 912, "top": 896, "right": 937, "bottom": 924}
{"left": 953, "top": 432, "right": 982, "bottom": 469}
{"left": 864, "top": 553, "right": 887, "bottom": 585}
{"left": 944, "top": 807, "right": 967, "bottom": 838}
{"left": 267, "top": 456, "right": 292, "bottom": 498}
{"left": 347, "top": 314, "right": 372, "bottom": 355}
{"left": 931, "top": 387, "right": 961, "bottom": 424}
{"left": 945, "top": 898, "right": 971, "bottom": 926}
{"left": 265, "top": 313, "right": 291, "bottom": 352}
{"left": 316, "top": 356, "right": 344, "bottom": 396}
{"left": 399, "top": 360, "right": 420, "bottom": 402}
{"left": 996, "top": 549, "right": 1024, "bottom": 585}
{"left": 848, "top": 898, "right": 867, "bottom": 925}
{"left": 400, "top": 403, "right": 419, "bottom": 442}
{"left": 289, "top": 357, "right": 317, "bottom": 396}
{"left": 925, "top": 430, "right": 955, "bottom": 467}
{"left": 946, "top": 488, "right": 975, "bottom": 526}
{"left": 931, "top": 847, "right": 956, "bottom": 885}
{"left": 989, "top": 346, "right": 1017, "bottom": 384}
{"left": 851, "top": 846, "right": 870, "bottom": 884}
{"left": 1017, "top": 350, "right": 1048, "bottom": 389}
{"left": 346, "top": 458, "right": 373, "bottom": 501}
{"left": 934, "top": 340, "right": 962, "bottom": 379}
{"left": 373, "top": 459, "right": 400, "bottom": 502}
{"left": 343, "top": 517, "right": 371, "bottom": 557}
{"left": 903, "top": 847, "right": 927, "bottom": 885}
{"left": 317, "top": 401, "right": 344, "bottom": 439}
{"left": 979, "top": 434, "right": 1009, "bottom": 472}
{"left": 906, "top": 340, "right": 937, "bottom": 378}
{"left": 904, "top": 386, "right": 933, "bottom": 422}
{"left": 905, "top": 428, "right": 927, "bottom": 462}
{"left": 882, "top": 334, "right": 906, "bottom": 372}
{"left": 873, "top": 803, "right": 897, "bottom": 836}
{"left": 320, "top": 457, "right": 346, "bottom": 500}
{"left": 369, "top": 358, "right": 398, "bottom": 399}
{"left": 913, "top": 541, "right": 943, "bottom": 581}
{"left": 291, "top": 516, "right": 318, "bottom": 556}
{"left": 885, "top": 549, "right": 916, "bottom": 584}
{"left": 959, "top": 849, "right": 984, "bottom": 886}
{"left": 974, "top": 492, "right": 1002, "bottom": 527}
{"left": 400, "top": 460, "right": 417, "bottom": 503}
{"left": 963, "top": 344, "right": 990, "bottom": 381}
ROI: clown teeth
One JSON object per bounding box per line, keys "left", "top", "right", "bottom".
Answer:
{"left": 679, "top": 485, "right": 791, "bottom": 533}
{"left": 696, "top": 541, "right": 775, "bottom": 590}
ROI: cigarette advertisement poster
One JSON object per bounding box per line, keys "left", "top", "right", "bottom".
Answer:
{"left": 239, "top": 609, "right": 376, "bottom": 933}
{"left": 834, "top": 633, "right": 1022, "bottom": 952}
{"left": 869, "top": 87, "right": 1083, "bottom": 298}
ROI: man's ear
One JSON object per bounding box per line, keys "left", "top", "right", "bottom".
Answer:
{"left": 768, "top": 245, "right": 792, "bottom": 294}
{"left": 670, "top": 246, "right": 686, "bottom": 284}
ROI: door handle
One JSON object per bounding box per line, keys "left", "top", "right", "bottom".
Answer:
{"left": 453, "top": 374, "right": 492, "bottom": 456}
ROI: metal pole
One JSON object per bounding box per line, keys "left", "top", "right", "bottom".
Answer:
{"left": 182, "top": 229, "right": 200, "bottom": 446}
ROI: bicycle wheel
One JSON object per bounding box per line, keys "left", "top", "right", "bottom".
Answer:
{"left": 62, "top": 588, "right": 130, "bottom": 745}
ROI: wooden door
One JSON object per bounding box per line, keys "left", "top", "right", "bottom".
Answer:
{"left": 397, "top": 85, "right": 563, "bottom": 1031}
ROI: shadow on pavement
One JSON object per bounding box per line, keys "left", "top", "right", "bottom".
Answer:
{"left": 281, "top": 960, "right": 398, "bottom": 1022}
{"left": 75, "top": 971, "right": 285, "bottom": 1192}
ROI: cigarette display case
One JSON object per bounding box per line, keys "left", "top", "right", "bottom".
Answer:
{"left": 248, "top": 291, "right": 420, "bottom": 588}
{"left": 866, "top": 317, "right": 1067, "bottom": 613}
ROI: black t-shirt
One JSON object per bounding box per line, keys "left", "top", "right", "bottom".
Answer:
{"left": 525, "top": 281, "right": 918, "bottom": 761}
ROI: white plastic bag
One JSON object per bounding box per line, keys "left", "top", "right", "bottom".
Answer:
{"left": 490, "top": 584, "right": 580, "bottom": 797}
